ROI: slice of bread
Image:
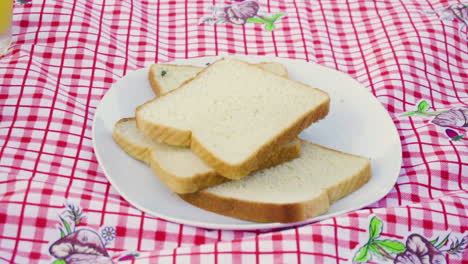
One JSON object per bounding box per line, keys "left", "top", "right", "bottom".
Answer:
{"left": 136, "top": 58, "right": 330, "bottom": 179}
{"left": 149, "top": 62, "right": 288, "bottom": 96}
{"left": 113, "top": 118, "right": 301, "bottom": 194}
{"left": 179, "top": 140, "right": 371, "bottom": 223}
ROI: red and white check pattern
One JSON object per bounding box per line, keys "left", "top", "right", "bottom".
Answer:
{"left": 0, "top": 0, "right": 467, "bottom": 263}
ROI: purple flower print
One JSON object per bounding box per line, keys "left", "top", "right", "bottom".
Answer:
{"left": 49, "top": 229, "right": 113, "bottom": 263}
{"left": 48, "top": 203, "right": 133, "bottom": 264}
{"left": 452, "top": 3, "right": 468, "bottom": 21}
{"left": 354, "top": 217, "right": 467, "bottom": 263}
{"left": 437, "top": 3, "right": 468, "bottom": 25}
{"left": 65, "top": 254, "right": 113, "bottom": 264}
{"left": 423, "top": 3, "right": 468, "bottom": 39}
{"left": 432, "top": 107, "right": 468, "bottom": 127}
{"left": 402, "top": 101, "right": 468, "bottom": 141}
{"left": 101, "top": 226, "right": 116, "bottom": 245}
{"left": 216, "top": 0, "right": 259, "bottom": 25}
{"left": 445, "top": 129, "right": 465, "bottom": 141}
{"left": 200, "top": 0, "right": 284, "bottom": 31}
{"left": 394, "top": 234, "right": 446, "bottom": 264}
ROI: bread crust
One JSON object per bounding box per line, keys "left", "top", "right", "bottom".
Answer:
{"left": 179, "top": 140, "right": 372, "bottom": 223}
{"left": 179, "top": 191, "right": 330, "bottom": 223}
{"left": 190, "top": 100, "right": 329, "bottom": 179}
{"left": 149, "top": 159, "right": 228, "bottom": 194}
{"left": 148, "top": 62, "right": 288, "bottom": 96}
{"left": 136, "top": 119, "right": 193, "bottom": 147}
{"left": 113, "top": 118, "right": 302, "bottom": 194}
{"left": 148, "top": 64, "right": 203, "bottom": 96}
{"left": 148, "top": 64, "right": 164, "bottom": 96}
{"left": 256, "top": 62, "right": 288, "bottom": 77}
{"left": 112, "top": 118, "right": 153, "bottom": 164}
{"left": 137, "top": 58, "right": 330, "bottom": 179}
{"left": 148, "top": 140, "right": 301, "bottom": 194}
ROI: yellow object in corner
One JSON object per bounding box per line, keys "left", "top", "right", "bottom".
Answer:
{"left": 0, "top": 0, "right": 13, "bottom": 34}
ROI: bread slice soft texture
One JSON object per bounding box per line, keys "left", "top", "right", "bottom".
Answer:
{"left": 136, "top": 58, "right": 330, "bottom": 179}
{"left": 148, "top": 62, "right": 288, "bottom": 96}
{"left": 113, "top": 118, "right": 301, "bottom": 194}
{"left": 179, "top": 140, "right": 371, "bottom": 223}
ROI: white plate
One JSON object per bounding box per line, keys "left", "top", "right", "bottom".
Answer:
{"left": 92, "top": 55, "right": 402, "bottom": 230}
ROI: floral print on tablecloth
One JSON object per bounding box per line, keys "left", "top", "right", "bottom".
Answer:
{"left": 422, "top": 3, "right": 468, "bottom": 39}
{"left": 48, "top": 203, "right": 138, "bottom": 264}
{"left": 200, "top": 0, "right": 285, "bottom": 31}
{"left": 402, "top": 101, "right": 467, "bottom": 142}
{"left": 353, "top": 217, "right": 467, "bottom": 263}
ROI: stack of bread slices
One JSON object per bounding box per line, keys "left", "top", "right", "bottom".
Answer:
{"left": 113, "top": 58, "right": 371, "bottom": 223}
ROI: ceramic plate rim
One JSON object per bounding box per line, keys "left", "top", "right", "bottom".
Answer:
{"left": 92, "top": 55, "right": 402, "bottom": 230}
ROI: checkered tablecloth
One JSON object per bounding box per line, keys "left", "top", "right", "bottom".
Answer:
{"left": 1, "top": 0, "right": 467, "bottom": 263}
